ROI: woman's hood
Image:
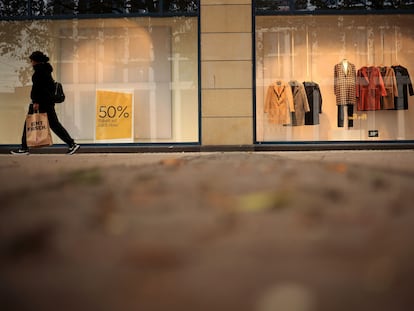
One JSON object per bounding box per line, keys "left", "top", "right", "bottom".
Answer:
{"left": 33, "top": 62, "right": 53, "bottom": 74}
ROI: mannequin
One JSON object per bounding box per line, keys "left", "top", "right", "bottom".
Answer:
{"left": 342, "top": 59, "right": 348, "bottom": 73}
{"left": 334, "top": 59, "right": 357, "bottom": 127}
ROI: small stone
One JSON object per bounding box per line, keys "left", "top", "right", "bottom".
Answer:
{"left": 255, "top": 283, "right": 315, "bottom": 311}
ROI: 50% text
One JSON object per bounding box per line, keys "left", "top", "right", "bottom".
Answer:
{"left": 98, "top": 105, "right": 129, "bottom": 119}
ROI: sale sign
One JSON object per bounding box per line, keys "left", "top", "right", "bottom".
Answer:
{"left": 95, "top": 90, "right": 133, "bottom": 142}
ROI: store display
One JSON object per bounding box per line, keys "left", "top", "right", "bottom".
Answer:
{"left": 265, "top": 80, "right": 323, "bottom": 126}
{"left": 256, "top": 15, "right": 414, "bottom": 142}
{"left": 264, "top": 62, "right": 411, "bottom": 129}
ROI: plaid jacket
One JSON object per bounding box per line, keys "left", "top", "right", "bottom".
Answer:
{"left": 334, "top": 61, "right": 357, "bottom": 106}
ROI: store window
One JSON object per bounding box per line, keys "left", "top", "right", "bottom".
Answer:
{"left": 255, "top": 14, "right": 414, "bottom": 142}
{"left": 0, "top": 1, "right": 199, "bottom": 145}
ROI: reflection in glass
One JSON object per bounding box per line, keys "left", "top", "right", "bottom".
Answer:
{"left": 256, "top": 0, "right": 414, "bottom": 12}
{"left": 0, "top": 0, "right": 199, "bottom": 18}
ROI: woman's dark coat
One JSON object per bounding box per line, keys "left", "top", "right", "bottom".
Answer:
{"left": 31, "top": 63, "right": 55, "bottom": 107}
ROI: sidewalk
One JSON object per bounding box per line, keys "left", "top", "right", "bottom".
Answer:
{"left": 1, "top": 150, "right": 414, "bottom": 311}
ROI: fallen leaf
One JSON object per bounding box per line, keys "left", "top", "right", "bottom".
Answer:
{"left": 237, "top": 191, "right": 291, "bottom": 212}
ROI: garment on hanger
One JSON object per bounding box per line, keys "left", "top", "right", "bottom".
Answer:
{"left": 356, "top": 66, "right": 387, "bottom": 111}
{"left": 289, "top": 80, "right": 310, "bottom": 126}
{"left": 303, "top": 81, "right": 322, "bottom": 125}
{"left": 379, "top": 66, "right": 398, "bottom": 110}
{"left": 264, "top": 80, "right": 295, "bottom": 125}
{"left": 391, "top": 65, "right": 414, "bottom": 110}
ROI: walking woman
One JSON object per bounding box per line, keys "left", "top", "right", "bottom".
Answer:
{"left": 11, "top": 51, "right": 80, "bottom": 155}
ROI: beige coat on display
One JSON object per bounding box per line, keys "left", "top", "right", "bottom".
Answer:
{"left": 289, "top": 80, "right": 311, "bottom": 126}
{"left": 380, "top": 66, "right": 399, "bottom": 109}
{"left": 264, "top": 81, "right": 295, "bottom": 125}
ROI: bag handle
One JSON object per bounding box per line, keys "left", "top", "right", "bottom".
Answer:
{"left": 29, "top": 101, "right": 40, "bottom": 114}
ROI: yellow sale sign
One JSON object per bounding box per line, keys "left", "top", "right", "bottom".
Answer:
{"left": 95, "top": 90, "right": 133, "bottom": 141}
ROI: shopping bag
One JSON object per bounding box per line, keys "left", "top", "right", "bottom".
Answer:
{"left": 26, "top": 112, "right": 53, "bottom": 148}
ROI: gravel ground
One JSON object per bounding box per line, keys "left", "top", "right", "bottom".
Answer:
{"left": 1, "top": 151, "right": 414, "bottom": 311}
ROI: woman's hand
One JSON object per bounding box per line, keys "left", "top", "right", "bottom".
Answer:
{"left": 33, "top": 103, "right": 39, "bottom": 111}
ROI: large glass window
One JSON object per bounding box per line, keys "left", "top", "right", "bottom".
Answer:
{"left": 255, "top": 15, "right": 414, "bottom": 142}
{"left": 0, "top": 16, "right": 198, "bottom": 144}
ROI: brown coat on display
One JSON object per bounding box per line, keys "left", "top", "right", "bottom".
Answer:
{"left": 289, "top": 80, "right": 310, "bottom": 126}
{"left": 356, "top": 66, "right": 387, "bottom": 111}
{"left": 264, "top": 81, "right": 295, "bottom": 125}
{"left": 380, "top": 66, "right": 398, "bottom": 110}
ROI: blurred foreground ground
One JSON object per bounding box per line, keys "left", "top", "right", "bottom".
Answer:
{"left": 1, "top": 150, "right": 414, "bottom": 311}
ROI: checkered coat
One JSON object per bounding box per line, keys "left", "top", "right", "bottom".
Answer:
{"left": 334, "top": 61, "right": 357, "bottom": 106}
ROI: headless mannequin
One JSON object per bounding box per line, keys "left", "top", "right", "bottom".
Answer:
{"left": 337, "top": 58, "right": 353, "bottom": 128}
{"left": 342, "top": 59, "right": 348, "bottom": 73}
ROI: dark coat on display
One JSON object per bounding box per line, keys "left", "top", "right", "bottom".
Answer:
{"left": 356, "top": 66, "right": 387, "bottom": 111}
{"left": 334, "top": 60, "right": 357, "bottom": 106}
{"left": 303, "top": 81, "right": 322, "bottom": 125}
{"left": 391, "top": 65, "right": 414, "bottom": 110}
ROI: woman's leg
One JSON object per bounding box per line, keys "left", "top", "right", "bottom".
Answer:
{"left": 46, "top": 106, "right": 75, "bottom": 146}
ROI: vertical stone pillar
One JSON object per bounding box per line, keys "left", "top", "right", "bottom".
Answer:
{"left": 200, "top": 0, "right": 253, "bottom": 145}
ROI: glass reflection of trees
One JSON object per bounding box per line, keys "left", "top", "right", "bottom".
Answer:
{"left": 0, "top": 0, "right": 199, "bottom": 18}
{"left": 0, "top": 20, "right": 51, "bottom": 85}
{"left": 255, "top": 0, "right": 414, "bottom": 12}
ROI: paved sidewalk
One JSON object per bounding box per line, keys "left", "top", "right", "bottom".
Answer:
{"left": 1, "top": 150, "right": 414, "bottom": 311}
